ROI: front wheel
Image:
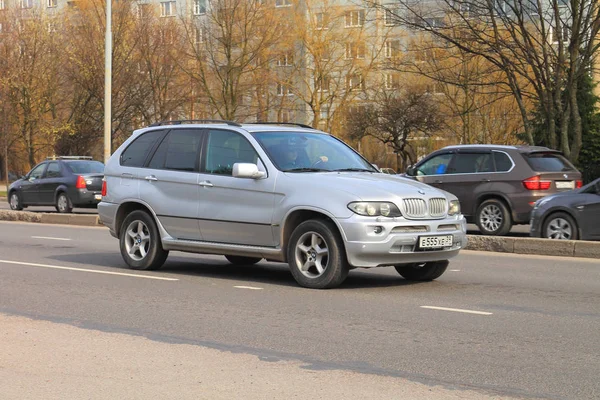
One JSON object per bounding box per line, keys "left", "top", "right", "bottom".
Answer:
{"left": 287, "top": 219, "right": 349, "bottom": 289}
{"left": 225, "top": 255, "right": 262, "bottom": 265}
{"left": 542, "top": 212, "right": 578, "bottom": 240}
{"left": 56, "top": 192, "right": 73, "bottom": 213}
{"left": 9, "top": 192, "right": 23, "bottom": 211}
{"left": 476, "top": 199, "right": 512, "bottom": 236}
{"left": 119, "top": 210, "right": 168, "bottom": 270}
{"left": 394, "top": 260, "right": 449, "bottom": 281}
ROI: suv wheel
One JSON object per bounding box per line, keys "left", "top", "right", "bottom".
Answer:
{"left": 225, "top": 255, "right": 262, "bottom": 265}
{"left": 543, "top": 212, "right": 578, "bottom": 240}
{"left": 394, "top": 260, "right": 449, "bottom": 281}
{"left": 287, "top": 219, "right": 349, "bottom": 289}
{"left": 476, "top": 199, "right": 512, "bottom": 236}
{"left": 9, "top": 192, "right": 23, "bottom": 211}
{"left": 56, "top": 193, "right": 73, "bottom": 213}
{"left": 119, "top": 210, "right": 169, "bottom": 270}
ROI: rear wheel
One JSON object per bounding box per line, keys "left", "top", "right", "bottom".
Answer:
{"left": 542, "top": 212, "right": 578, "bottom": 240}
{"left": 287, "top": 219, "right": 349, "bottom": 289}
{"left": 394, "top": 260, "right": 449, "bottom": 281}
{"left": 56, "top": 192, "right": 73, "bottom": 213}
{"left": 119, "top": 210, "right": 168, "bottom": 270}
{"left": 9, "top": 192, "right": 23, "bottom": 211}
{"left": 225, "top": 255, "right": 262, "bottom": 265}
{"left": 476, "top": 199, "right": 512, "bottom": 236}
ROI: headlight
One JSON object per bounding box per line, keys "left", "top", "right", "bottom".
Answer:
{"left": 448, "top": 200, "right": 461, "bottom": 216}
{"left": 348, "top": 202, "right": 402, "bottom": 217}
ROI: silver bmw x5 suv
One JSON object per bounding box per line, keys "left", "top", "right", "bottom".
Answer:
{"left": 99, "top": 121, "right": 467, "bottom": 289}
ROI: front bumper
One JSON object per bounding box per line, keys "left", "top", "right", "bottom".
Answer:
{"left": 337, "top": 214, "right": 468, "bottom": 268}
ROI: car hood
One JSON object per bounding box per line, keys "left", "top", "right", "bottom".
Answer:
{"left": 285, "top": 172, "right": 455, "bottom": 200}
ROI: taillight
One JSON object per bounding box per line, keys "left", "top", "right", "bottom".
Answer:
{"left": 523, "top": 176, "right": 551, "bottom": 190}
{"left": 576, "top": 180, "right": 583, "bottom": 189}
{"left": 75, "top": 175, "right": 87, "bottom": 189}
{"left": 101, "top": 180, "right": 107, "bottom": 196}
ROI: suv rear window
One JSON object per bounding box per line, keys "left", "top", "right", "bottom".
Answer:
{"left": 65, "top": 161, "right": 105, "bottom": 174}
{"left": 524, "top": 152, "right": 576, "bottom": 172}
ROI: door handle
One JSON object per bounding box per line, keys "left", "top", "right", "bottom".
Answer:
{"left": 434, "top": 180, "right": 443, "bottom": 184}
{"left": 144, "top": 175, "right": 158, "bottom": 182}
{"left": 481, "top": 178, "right": 491, "bottom": 182}
{"left": 199, "top": 181, "right": 213, "bottom": 187}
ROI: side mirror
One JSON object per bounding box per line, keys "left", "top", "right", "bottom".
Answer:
{"left": 232, "top": 163, "right": 266, "bottom": 179}
{"left": 406, "top": 166, "right": 416, "bottom": 176}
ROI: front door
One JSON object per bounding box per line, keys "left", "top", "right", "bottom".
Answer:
{"left": 414, "top": 152, "right": 454, "bottom": 191}
{"left": 21, "top": 163, "right": 47, "bottom": 204}
{"left": 578, "top": 189, "right": 600, "bottom": 239}
{"left": 38, "top": 161, "right": 63, "bottom": 204}
{"left": 141, "top": 128, "right": 204, "bottom": 241}
{"left": 197, "top": 129, "right": 276, "bottom": 247}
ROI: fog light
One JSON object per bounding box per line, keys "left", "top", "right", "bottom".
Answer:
{"left": 374, "top": 226, "right": 383, "bottom": 234}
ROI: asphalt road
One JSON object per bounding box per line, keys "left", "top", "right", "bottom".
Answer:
{"left": 0, "top": 221, "right": 598, "bottom": 399}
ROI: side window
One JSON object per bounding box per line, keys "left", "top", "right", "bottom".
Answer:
{"left": 28, "top": 163, "right": 47, "bottom": 180}
{"left": 416, "top": 153, "right": 453, "bottom": 176}
{"left": 46, "top": 162, "right": 62, "bottom": 178}
{"left": 204, "top": 130, "right": 259, "bottom": 176}
{"left": 493, "top": 151, "right": 513, "bottom": 172}
{"left": 447, "top": 152, "right": 492, "bottom": 174}
{"left": 120, "top": 130, "right": 165, "bottom": 167}
{"left": 148, "top": 129, "right": 202, "bottom": 172}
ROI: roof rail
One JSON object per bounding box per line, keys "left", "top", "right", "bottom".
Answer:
{"left": 251, "top": 122, "right": 316, "bottom": 130}
{"left": 149, "top": 119, "right": 242, "bottom": 127}
{"left": 46, "top": 156, "right": 93, "bottom": 160}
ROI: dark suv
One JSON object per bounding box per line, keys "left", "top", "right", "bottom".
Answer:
{"left": 405, "top": 145, "right": 582, "bottom": 236}
{"left": 8, "top": 156, "right": 104, "bottom": 213}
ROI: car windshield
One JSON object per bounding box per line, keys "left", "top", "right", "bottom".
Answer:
{"left": 64, "top": 161, "right": 105, "bottom": 174}
{"left": 524, "top": 152, "right": 576, "bottom": 172}
{"left": 252, "top": 131, "right": 376, "bottom": 172}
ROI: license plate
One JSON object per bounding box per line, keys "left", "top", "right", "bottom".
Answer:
{"left": 417, "top": 235, "right": 453, "bottom": 250}
{"left": 94, "top": 194, "right": 102, "bottom": 200}
{"left": 555, "top": 181, "right": 574, "bottom": 190}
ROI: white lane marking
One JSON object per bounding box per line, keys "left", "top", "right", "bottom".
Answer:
{"left": 234, "top": 285, "right": 263, "bottom": 290}
{"left": 449, "top": 269, "right": 461, "bottom": 272}
{"left": 31, "top": 236, "right": 72, "bottom": 241}
{"left": 0, "top": 259, "right": 178, "bottom": 281}
{"left": 420, "top": 306, "right": 492, "bottom": 315}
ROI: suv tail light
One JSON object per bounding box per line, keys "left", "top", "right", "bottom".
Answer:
{"left": 101, "top": 180, "right": 107, "bottom": 196}
{"left": 576, "top": 180, "right": 583, "bottom": 189}
{"left": 75, "top": 175, "right": 87, "bottom": 189}
{"left": 523, "top": 176, "right": 551, "bottom": 190}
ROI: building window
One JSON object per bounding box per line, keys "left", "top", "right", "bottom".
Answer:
{"left": 345, "top": 10, "right": 365, "bottom": 27}
{"left": 346, "top": 74, "right": 364, "bottom": 91}
{"left": 0, "top": 0, "right": 5, "bottom": 10}
{"left": 384, "top": 40, "right": 400, "bottom": 58}
{"left": 194, "top": 26, "right": 205, "bottom": 46}
{"left": 275, "top": 0, "right": 291, "bottom": 7}
{"left": 315, "top": 12, "right": 328, "bottom": 29}
{"left": 280, "top": 110, "right": 292, "bottom": 123}
{"left": 193, "top": 0, "right": 206, "bottom": 15}
{"left": 20, "top": 0, "right": 33, "bottom": 9}
{"left": 277, "top": 83, "right": 293, "bottom": 96}
{"left": 385, "top": 73, "right": 400, "bottom": 89}
{"left": 47, "top": 0, "right": 57, "bottom": 7}
{"left": 161, "top": 1, "right": 176, "bottom": 17}
{"left": 315, "top": 76, "right": 330, "bottom": 92}
{"left": 384, "top": 9, "right": 398, "bottom": 26}
{"left": 345, "top": 42, "right": 366, "bottom": 59}
{"left": 424, "top": 17, "right": 444, "bottom": 28}
{"left": 319, "top": 105, "right": 330, "bottom": 120}
{"left": 277, "top": 52, "right": 293, "bottom": 66}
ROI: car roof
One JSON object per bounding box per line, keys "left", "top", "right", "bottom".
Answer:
{"left": 441, "top": 144, "right": 555, "bottom": 153}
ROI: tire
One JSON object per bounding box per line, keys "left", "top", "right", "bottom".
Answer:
{"left": 287, "top": 219, "right": 349, "bottom": 289}
{"left": 476, "top": 199, "right": 512, "bottom": 236}
{"left": 542, "top": 212, "right": 578, "bottom": 240}
{"left": 394, "top": 260, "right": 449, "bottom": 281}
{"left": 56, "top": 192, "right": 73, "bottom": 213}
{"left": 119, "top": 210, "right": 169, "bottom": 270}
{"left": 9, "top": 191, "right": 23, "bottom": 211}
{"left": 225, "top": 255, "right": 262, "bottom": 265}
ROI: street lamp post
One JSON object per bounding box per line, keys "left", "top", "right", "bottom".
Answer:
{"left": 104, "top": 0, "right": 112, "bottom": 163}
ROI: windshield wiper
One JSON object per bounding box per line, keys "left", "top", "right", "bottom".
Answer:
{"left": 333, "top": 168, "right": 375, "bottom": 173}
{"left": 283, "top": 167, "right": 329, "bottom": 172}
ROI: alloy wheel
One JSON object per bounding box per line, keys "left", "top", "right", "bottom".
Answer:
{"left": 294, "top": 231, "right": 329, "bottom": 278}
{"left": 10, "top": 193, "right": 19, "bottom": 210}
{"left": 125, "top": 220, "right": 151, "bottom": 261}
{"left": 480, "top": 204, "right": 503, "bottom": 232}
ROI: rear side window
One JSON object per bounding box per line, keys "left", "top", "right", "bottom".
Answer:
{"left": 148, "top": 129, "right": 202, "bottom": 172}
{"left": 120, "top": 130, "right": 165, "bottom": 167}
{"left": 524, "top": 152, "right": 576, "bottom": 172}
{"left": 493, "top": 151, "right": 513, "bottom": 172}
{"left": 448, "top": 153, "right": 493, "bottom": 174}
{"left": 46, "top": 162, "right": 62, "bottom": 178}
{"left": 65, "top": 161, "right": 104, "bottom": 174}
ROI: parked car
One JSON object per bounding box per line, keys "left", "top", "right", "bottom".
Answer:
{"left": 99, "top": 121, "right": 468, "bottom": 289}
{"left": 405, "top": 145, "right": 582, "bottom": 236}
{"left": 530, "top": 178, "right": 600, "bottom": 240}
{"left": 8, "top": 156, "right": 104, "bottom": 213}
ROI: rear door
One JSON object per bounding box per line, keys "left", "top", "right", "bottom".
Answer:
{"left": 523, "top": 151, "right": 582, "bottom": 192}
{"left": 578, "top": 184, "right": 600, "bottom": 239}
{"left": 38, "top": 161, "right": 63, "bottom": 204}
{"left": 21, "top": 163, "right": 47, "bottom": 204}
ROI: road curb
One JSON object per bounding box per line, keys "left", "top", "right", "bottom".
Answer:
{"left": 0, "top": 210, "right": 102, "bottom": 227}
